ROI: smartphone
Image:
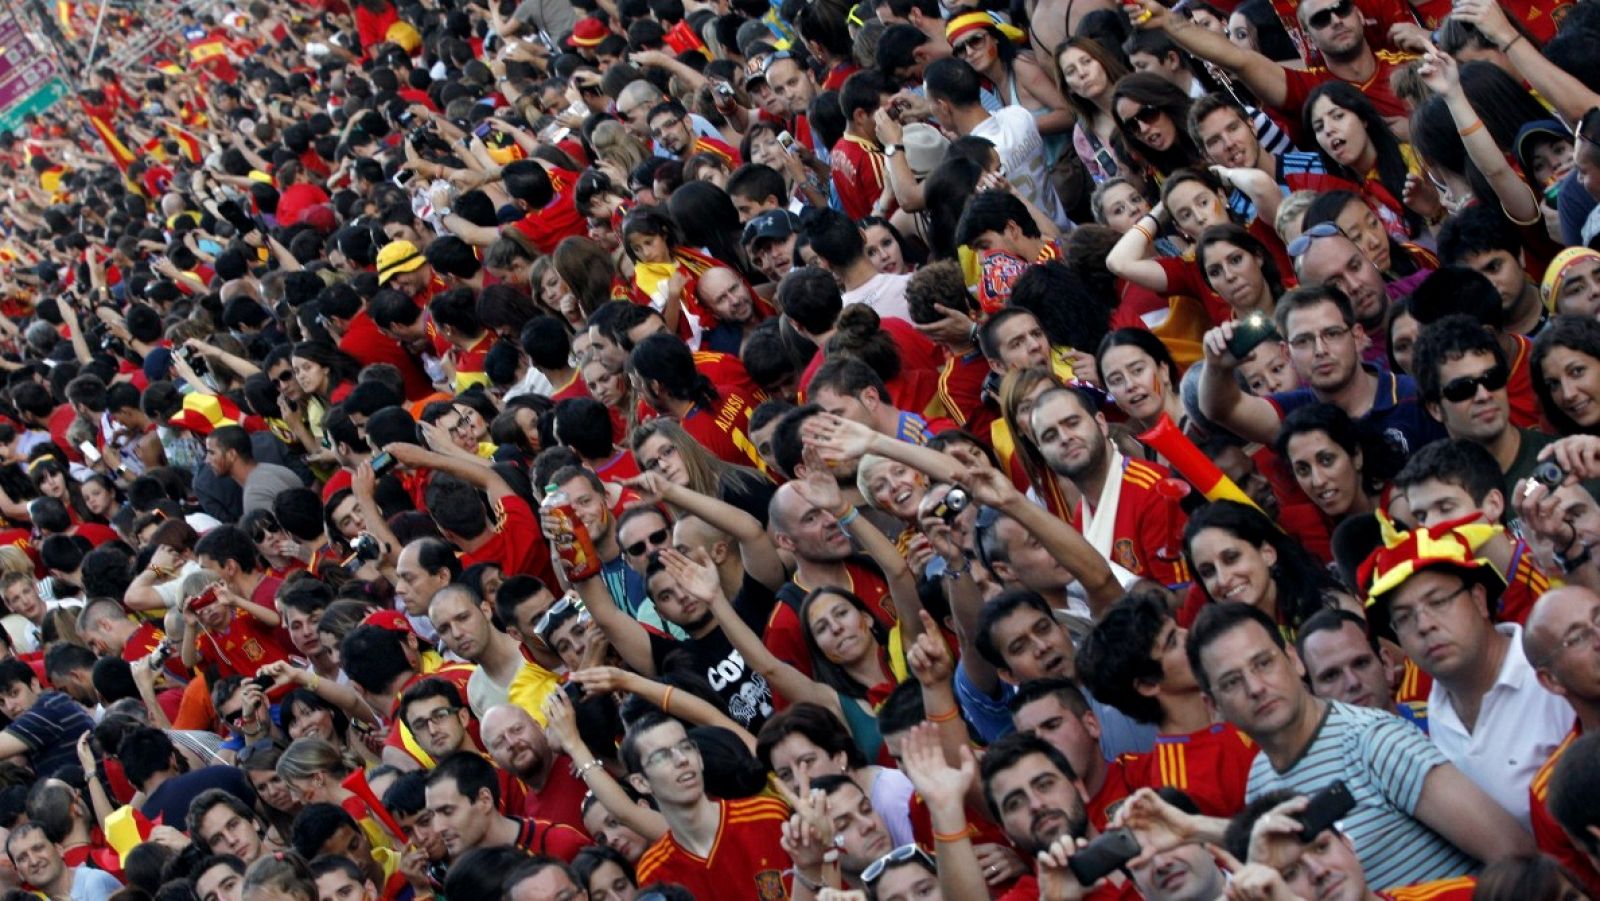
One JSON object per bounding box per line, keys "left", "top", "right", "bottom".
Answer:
{"left": 1067, "top": 828, "right": 1141, "bottom": 886}
{"left": 371, "top": 450, "right": 398, "bottom": 478}
{"left": 187, "top": 584, "right": 221, "bottom": 612}
{"left": 78, "top": 441, "right": 102, "bottom": 464}
{"left": 1297, "top": 781, "right": 1356, "bottom": 842}
{"left": 393, "top": 169, "right": 415, "bottom": 188}
{"left": 473, "top": 121, "right": 493, "bottom": 139}
{"left": 776, "top": 130, "right": 796, "bottom": 152}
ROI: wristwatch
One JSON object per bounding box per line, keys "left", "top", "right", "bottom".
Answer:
{"left": 883, "top": 143, "right": 902, "bottom": 157}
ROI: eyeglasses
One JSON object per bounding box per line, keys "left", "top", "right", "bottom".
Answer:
{"left": 642, "top": 738, "right": 700, "bottom": 770}
{"left": 643, "top": 443, "right": 679, "bottom": 472}
{"left": 1306, "top": 0, "right": 1355, "bottom": 30}
{"left": 250, "top": 512, "right": 281, "bottom": 543}
{"left": 221, "top": 707, "right": 247, "bottom": 728}
{"left": 625, "top": 528, "right": 670, "bottom": 558}
{"left": 1551, "top": 605, "right": 1600, "bottom": 658}
{"left": 1120, "top": 104, "right": 1164, "bottom": 129}
{"left": 1286, "top": 222, "right": 1342, "bottom": 258}
{"left": 1439, "top": 365, "right": 1509, "bottom": 403}
{"left": 1388, "top": 585, "right": 1469, "bottom": 634}
{"left": 1286, "top": 325, "right": 1352, "bottom": 352}
{"left": 862, "top": 844, "right": 935, "bottom": 884}
{"left": 408, "top": 706, "right": 460, "bottom": 732}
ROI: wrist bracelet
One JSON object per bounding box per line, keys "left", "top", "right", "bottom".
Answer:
{"left": 931, "top": 827, "right": 971, "bottom": 843}
{"left": 942, "top": 557, "right": 971, "bottom": 580}
{"left": 1503, "top": 33, "right": 1526, "bottom": 51}
{"left": 1133, "top": 223, "right": 1156, "bottom": 242}
{"left": 308, "top": 673, "right": 320, "bottom": 692}
{"left": 660, "top": 686, "right": 674, "bottom": 715}
{"left": 1458, "top": 119, "right": 1485, "bottom": 137}
{"left": 574, "top": 759, "right": 603, "bottom": 779}
{"left": 836, "top": 506, "right": 860, "bottom": 527}
{"left": 927, "top": 707, "right": 960, "bottom": 723}
{"left": 787, "top": 869, "right": 822, "bottom": 892}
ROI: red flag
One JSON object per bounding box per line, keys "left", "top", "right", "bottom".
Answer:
{"left": 81, "top": 98, "right": 136, "bottom": 171}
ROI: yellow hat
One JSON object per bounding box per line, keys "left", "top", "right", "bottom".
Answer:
{"left": 376, "top": 240, "right": 426, "bottom": 284}
{"left": 1541, "top": 246, "right": 1600, "bottom": 312}
{"left": 386, "top": 20, "right": 421, "bottom": 53}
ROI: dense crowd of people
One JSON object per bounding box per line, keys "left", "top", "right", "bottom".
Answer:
{"left": 4, "top": 0, "right": 1600, "bottom": 896}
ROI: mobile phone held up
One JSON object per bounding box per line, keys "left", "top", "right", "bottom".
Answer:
{"left": 187, "top": 584, "right": 221, "bottom": 613}
{"left": 1298, "top": 781, "right": 1356, "bottom": 843}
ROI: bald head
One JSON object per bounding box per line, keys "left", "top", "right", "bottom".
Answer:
{"left": 1525, "top": 585, "right": 1600, "bottom": 668}
{"left": 768, "top": 482, "right": 805, "bottom": 536}
{"left": 673, "top": 513, "right": 730, "bottom": 556}
{"left": 479, "top": 704, "right": 551, "bottom": 783}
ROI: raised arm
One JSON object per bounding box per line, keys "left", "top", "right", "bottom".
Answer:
{"left": 658, "top": 547, "right": 843, "bottom": 716}
{"left": 569, "top": 570, "right": 656, "bottom": 675}
{"left": 1196, "top": 323, "right": 1284, "bottom": 446}
{"left": 898, "top": 723, "right": 989, "bottom": 901}
{"left": 541, "top": 690, "right": 669, "bottom": 843}
{"left": 383, "top": 442, "right": 512, "bottom": 500}
{"left": 569, "top": 666, "right": 758, "bottom": 751}
{"left": 1133, "top": 0, "right": 1289, "bottom": 107}
{"left": 1419, "top": 48, "right": 1540, "bottom": 225}
{"left": 1106, "top": 207, "right": 1179, "bottom": 294}
{"left": 1453, "top": 0, "right": 1600, "bottom": 124}
{"left": 624, "top": 471, "right": 787, "bottom": 590}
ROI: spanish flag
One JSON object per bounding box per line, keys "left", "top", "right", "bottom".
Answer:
{"left": 81, "top": 98, "right": 136, "bottom": 171}
{"left": 166, "top": 124, "right": 202, "bottom": 164}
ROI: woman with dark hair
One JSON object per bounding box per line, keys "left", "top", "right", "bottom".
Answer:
{"left": 571, "top": 845, "right": 639, "bottom": 901}
{"left": 1108, "top": 167, "right": 1291, "bottom": 327}
{"left": 1096, "top": 328, "right": 1186, "bottom": 434}
{"left": 946, "top": 12, "right": 1073, "bottom": 162}
{"left": 1386, "top": 296, "right": 1422, "bottom": 377}
{"left": 282, "top": 342, "right": 360, "bottom": 463}
{"left": 1111, "top": 73, "right": 1205, "bottom": 180}
{"left": 667, "top": 181, "right": 758, "bottom": 284}
{"left": 823, "top": 306, "right": 943, "bottom": 420}
{"left": 1303, "top": 81, "right": 1425, "bottom": 240}
{"left": 29, "top": 457, "right": 93, "bottom": 523}
{"left": 236, "top": 739, "right": 300, "bottom": 843}
{"left": 1275, "top": 403, "right": 1381, "bottom": 524}
{"left": 1301, "top": 190, "right": 1436, "bottom": 285}
{"left": 858, "top": 215, "right": 922, "bottom": 275}
{"left": 279, "top": 687, "right": 375, "bottom": 763}
{"left": 1179, "top": 499, "right": 1354, "bottom": 631}
{"left": 1533, "top": 315, "right": 1600, "bottom": 435}
{"left": 1057, "top": 36, "right": 1134, "bottom": 181}
{"left": 552, "top": 236, "right": 623, "bottom": 323}
{"left": 920, "top": 156, "right": 984, "bottom": 261}
{"left": 1195, "top": 222, "right": 1287, "bottom": 320}
{"left": 1226, "top": 0, "right": 1301, "bottom": 62}
{"left": 1472, "top": 854, "right": 1595, "bottom": 901}
{"left": 754, "top": 702, "right": 916, "bottom": 843}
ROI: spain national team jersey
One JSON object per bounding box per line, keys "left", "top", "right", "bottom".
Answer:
{"left": 1068, "top": 458, "right": 1191, "bottom": 588}
{"left": 830, "top": 133, "right": 886, "bottom": 221}
{"left": 1121, "top": 722, "right": 1257, "bottom": 817}
{"left": 636, "top": 796, "right": 793, "bottom": 899}
{"left": 1529, "top": 723, "right": 1600, "bottom": 895}
{"left": 1498, "top": 537, "right": 1553, "bottom": 626}
{"left": 1506, "top": 333, "right": 1542, "bottom": 431}
{"left": 680, "top": 387, "right": 767, "bottom": 474}
{"left": 1395, "top": 656, "right": 1432, "bottom": 706}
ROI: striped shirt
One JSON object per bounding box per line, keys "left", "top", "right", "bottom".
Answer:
{"left": 1247, "top": 701, "right": 1477, "bottom": 891}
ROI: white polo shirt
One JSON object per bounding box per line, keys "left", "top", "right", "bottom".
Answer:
{"left": 1428, "top": 622, "right": 1574, "bottom": 827}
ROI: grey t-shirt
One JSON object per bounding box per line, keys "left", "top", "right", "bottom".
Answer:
{"left": 241, "top": 462, "right": 306, "bottom": 515}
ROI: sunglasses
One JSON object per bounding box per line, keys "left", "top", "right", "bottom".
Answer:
{"left": 251, "top": 512, "right": 281, "bottom": 543}
{"left": 953, "top": 33, "right": 987, "bottom": 55}
{"left": 625, "top": 528, "right": 670, "bottom": 557}
{"left": 862, "top": 844, "right": 935, "bottom": 884}
{"left": 274, "top": 369, "right": 295, "bottom": 384}
{"left": 1120, "top": 104, "right": 1164, "bottom": 129}
{"left": 534, "top": 596, "right": 583, "bottom": 640}
{"left": 1306, "top": 0, "right": 1354, "bottom": 30}
{"left": 1286, "top": 221, "right": 1342, "bottom": 258}
{"left": 1440, "top": 365, "right": 1509, "bottom": 403}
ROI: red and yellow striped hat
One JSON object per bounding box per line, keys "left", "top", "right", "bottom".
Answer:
{"left": 1357, "top": 512, "right": 1506, "bottom": 611}
{"left": 945, "top": 11, "right": 1024, "bottom": 45}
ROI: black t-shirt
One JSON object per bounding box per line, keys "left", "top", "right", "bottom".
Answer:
{"left": 141, "top": 764, "right": 258, "bottom": 825}
{"left": 648, "top": 573, "right": 779, "bottom": 732}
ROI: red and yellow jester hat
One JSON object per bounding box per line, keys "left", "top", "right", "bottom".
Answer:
{"left": 1357, "top": 511, "right": 1507, "bottom": 619}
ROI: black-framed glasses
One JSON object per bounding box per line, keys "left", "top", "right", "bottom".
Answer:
{"left": 862, "top": 844, "right": 935, "bottom": 884}
{"left": 624, "top": 528, "right": 670, "bottom": 558}
{"left": 1120, "top": 104, "right": 1164, "bottom": 129}
{"left": 1286, "top": 221, "right": 1342, "bottom": 258}
{"left": 1439, "top": 365, "right": 1509, "bottom": 403}
{"left": 1306, "top": 0, "right": 1354, "bottom": 30}
{"left": 408, "top": 706, "right": 460, "bottom": 732}
{"left": 250, "top": 512, "right": 281, "bottom": 543}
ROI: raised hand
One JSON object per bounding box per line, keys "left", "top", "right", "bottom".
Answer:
{"left": 656, "top": 547, "right": 723, "bottom": 604}
{"left": 905, "top": 611, "right": 955, "bottom": 687}
{"left": 540, "top": 685, "right": 581, "bottom": 755}
{"left": 1035, "top": 834, "right": 1091, "bottom": 901}
{"left": 620, "top": 470, "right": 671, "bottom": 506}
{"left": 566, "top": 666, "right": 638, "bottom": 696}
{"left": 898, "top": 722, "right": 975, "bottom": 815}
{"left": 794, "top": 445, "right": 845, "bottom": 515}
{"left": 800, "top": 413, "right": 876, "bottom": 465}
{"left": 1112, "top": 788, "right": 1201, "bottom": 868}
{"left": 1417, "top": 48, "right": 1460, "bottom": 97}
{"left": 1245, "top": 796, "right": 1309, "bottom": 869}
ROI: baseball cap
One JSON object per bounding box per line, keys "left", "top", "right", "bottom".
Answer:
{"left": 742, "top": 209, "right": 801, "bottom": 247}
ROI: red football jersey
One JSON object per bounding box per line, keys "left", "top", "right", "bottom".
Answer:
{"left": 636, "top": 797, "right": 793, "bottom": 899}
{"left": 935, "top": 351, "right": 993, "bottom": 435}
{"left": 1506, "top": 334, "right": 1541, "bottom": 431}
{"left": 678, "top": 388, "right": 766, "bottom": 473}
{"left": 1377, "top": 877, "right": 1478, "bottom": 901}
{"left": 1395, "top": 657, "right": 1432, "bottom": 706}
{"left": 1066, "top": 458, "right": 1191, "bottom": 588}
{"left": 830, "top": 134, "right": 887, "bottom": 221}
{"left": 1529, "top": 723, "right": 1600, "bottom": 896}
{"left": 1121, "top": 722, "right": 1258, "bottom": 818}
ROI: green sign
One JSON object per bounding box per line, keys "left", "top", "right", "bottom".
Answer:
{"left": 0, "top": 76, "right": 67, "bottom": 133}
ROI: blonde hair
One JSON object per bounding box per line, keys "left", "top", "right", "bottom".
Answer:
{"left": 591, "top": 120, "right": 650, "bottom": 173}
{"left": 1274, "top": 190, "right": 1319, "bottom": 246}
{"left": 0, "top": 546, "right": 34, "bottom": 577}
{"left": 276, "top": 737, "right": 356, "bottom": 783}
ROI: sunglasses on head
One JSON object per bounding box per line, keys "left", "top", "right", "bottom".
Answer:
{"left": 1120, "top": 104, "right": 1164, "bottom": 129}
{"left": 862, "top": 844, "right": 935, "bottom": 884}
{"left": 1440, "top": 365, "right": 1509, "bottom": 403}
{"left": 534, "top": 596, "right": 582, "bottom": 640}
{"left": 625, "top": 528, "right": 670, "bottom": 557}
{"left": 1286, "top": 221, "right": 1343, "bottom": 258}
{"left": 1306, "top": 0, "right": 1354, "bottom": 30}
